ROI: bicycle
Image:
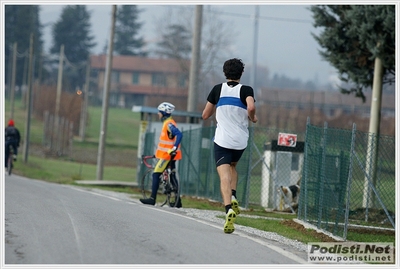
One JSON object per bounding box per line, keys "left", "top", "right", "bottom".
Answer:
{"left": 140, "top": 154, "right": 180, "bottom": 207}
{"left": 6, "top": 144, "right": 14, "bottom": 176}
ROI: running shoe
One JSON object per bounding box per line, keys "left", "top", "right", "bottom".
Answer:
{"left": 231, "top": 196, "right": 240, "bottom": 215}
{"left": 224, "top": 208, "right": 236, "bottom": 234}
{"left": 140, "top": 197, "right": 155, "bottom": 205}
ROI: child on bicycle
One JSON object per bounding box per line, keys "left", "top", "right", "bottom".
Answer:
{"left": 5, "top": 119, "right": 21, "bottom": 168}
{"left": 4, "top": 119, "right": 21, "bottom": 167}
{"left": 140, "top": 102, "right": 183, "bottom": 208}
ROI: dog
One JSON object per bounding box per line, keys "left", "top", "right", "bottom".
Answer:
{"left": 280, "top": 184, "right": 300, "bottom": 206}
{"left": 278, "top": 177, "right": 301, "bottom": 213}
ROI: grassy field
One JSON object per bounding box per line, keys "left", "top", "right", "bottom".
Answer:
{"left": 5, "top": 98, "right": 139, "bottom": 182}
{"left": 3, "top": 98, "right": 395, "bottom": 247}
{"left": 14, "top": 155, "right": 136, "bottom": 184}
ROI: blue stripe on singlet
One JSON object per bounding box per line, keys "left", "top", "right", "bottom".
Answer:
{"left": 216, "top": 96, "right": 246, "bottom": 109}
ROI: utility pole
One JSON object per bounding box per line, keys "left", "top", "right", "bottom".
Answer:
{"left": 22, "top": 52, "right": 28, "bottom": 109}
{"left": 251, "top": 6, "right": 259, "bottom": 98}
{"left": 79, "top": 58, "right": 90, "bottom": 141}
{"left": 7, "top": 44, "right": 12, "bottom": 101}
{"left": 363, "top": 55, "right": 383, "bottom": 208}
{"left": 53, "top": 44, "right": 64, "bottom": 153}
{"left": 10, "top": 42, "right": 17, "bottom": 119}
{"left": 187, "top": 5, "right": 202, "bottom": 122}
{"left": 38, "top": 51, "right": 43, "bottom": 85}
{"left": 23, "top": 34, "right": 34, "bottom": 163}
{"left": 37, "top": 52, "right": 43, "bottom": 103}
{"left": 55, "top": 44, "right": 64, "bottom": 120}
{"left": 96, "top": 5, "right": 117, "bottom": 180}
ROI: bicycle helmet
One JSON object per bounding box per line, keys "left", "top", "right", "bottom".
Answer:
{"left": 158, "top": 102, "right": 175, "bottom": 116}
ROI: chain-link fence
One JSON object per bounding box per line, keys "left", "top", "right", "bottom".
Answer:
{"left": 138, "top": 120, "right": 395, "bottom": 240}
{"left": 298, "top": 120, "right": 395, "bottom": 240}
{"left": 138, "top": 125, "right": 306, "bottom": 207}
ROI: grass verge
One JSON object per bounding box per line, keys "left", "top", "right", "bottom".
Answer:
{"left": 14, "top": 155, "right": 136, "bottom": 184}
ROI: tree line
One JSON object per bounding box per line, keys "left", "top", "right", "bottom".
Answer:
{"left": 5, "top": 5, "right": 147, "bottom": 93}
{"left": 4, "top": 5, "right": 395, "bottom": 102}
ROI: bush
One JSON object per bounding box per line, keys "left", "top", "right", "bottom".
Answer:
{"left": 33, "top": 84, "right": 84, "bottom": 135}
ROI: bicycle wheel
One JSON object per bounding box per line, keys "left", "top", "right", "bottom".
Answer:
{"left": 140, "top": 168, "right": 154, "bottom": 199}
{"left": 7, "top": 156, "right": 12, "bottom": 176}
{"left": 166, "top": 177, "right": 180, "bottom": 207}
{"left": 159, "top": 175, "right": 170, "bottom": 207}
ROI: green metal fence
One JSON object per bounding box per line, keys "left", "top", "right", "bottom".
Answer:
{"left": 298, "top": 120, "right": 395, "bottom": 240}
{"left": 138, "top": 124, "right": 306, "bottom": 208}
{"left": 138, "top": 120, "right": 395, "bottom": 240}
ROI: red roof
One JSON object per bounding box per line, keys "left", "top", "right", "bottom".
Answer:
{"left": 90, "top": 54, "right": 190, "bottom": 73}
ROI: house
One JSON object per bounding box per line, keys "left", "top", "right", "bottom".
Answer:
{"left": 90, "top": 54, "right": 190, "bottom": 109}
{"left": 257, "top": 87, "right": 395, "bottom": 118}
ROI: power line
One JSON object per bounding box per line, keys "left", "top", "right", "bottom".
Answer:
{"left": 8, "top": 44, "right": 29, "bottom": 57}
{"left": 216, "top": 10, "right": 311, "bottom": 24}
{"left": 176, "top": 5, "right": 312, "bottom": 24}
{"left": 64, "top": 55, "right": 86, "bottom": 70}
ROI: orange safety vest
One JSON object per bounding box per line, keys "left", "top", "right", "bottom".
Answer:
{"left": 155, "top": 118, "right": 182, "bottom": 160}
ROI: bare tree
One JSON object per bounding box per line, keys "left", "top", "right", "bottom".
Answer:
{"left": 152, "top": 6, "right": 238, "bottom": 102}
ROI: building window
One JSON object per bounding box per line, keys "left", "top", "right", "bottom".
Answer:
{"left": 178, "top": 74, "right": 187, "bottom": 88}
{"left": 132, "top": 72, "right": 139, "bottom": 84}
{"left": 152, "top": 73, "right": 166, "bottom": 86}
{"left": 111, "top": 71, "right": 120, "bottom": 83}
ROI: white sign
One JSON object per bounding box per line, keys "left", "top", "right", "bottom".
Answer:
{"left": 278, "top": 133, "right": 297, "bottom": 147}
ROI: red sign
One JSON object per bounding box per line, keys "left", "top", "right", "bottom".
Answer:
{"left": 278, "top": 133, "right": 297, "bottom": 147}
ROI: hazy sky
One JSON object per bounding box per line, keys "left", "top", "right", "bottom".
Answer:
{"left": 39, "top": 3, "right": 339, "bottom": 86}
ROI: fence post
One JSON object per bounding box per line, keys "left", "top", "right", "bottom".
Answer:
{"left": 61, "top": 118, "right": 66, "bottom": 155}
{"left": 202, "top": 126, "right": 209, "bottom": 198}
{"left": 317, "top": 122, "right": 328, "bottom": 228}
{"left": 343, "top": 123, "right": 357, "bottom": 240}
{"left": 244, "top": 125, "right": 254, "bottom": 208}
{"left": 49, "top": 114, "right": 54, "bottom": 151}
{"left": 58, "top": 117, "right": 64, "bottom": 155}
{"left": 43, "top": 110, "right": 49, "bottom": 146}
{"left": 55, "top": 116, "right": 59, "bottom": 153}
{"left": 64, "top": 118, "right": 69, "bottom": 155}
{"left": 206, "top": 125, "right": 215, "bottom": 198}
{"left": 69, "top": 121, "right": 73, "bottom": 156}
{"left": 299, "top": 117, "right": 310, "bottom": 220}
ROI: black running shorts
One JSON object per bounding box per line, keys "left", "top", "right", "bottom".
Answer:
{"left": 214, "top": 142, "right": 245, "bottom": 167}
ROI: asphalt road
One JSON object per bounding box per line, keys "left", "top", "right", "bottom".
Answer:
{"left": 4, "top": 173, "right": 307, "bottom": 265}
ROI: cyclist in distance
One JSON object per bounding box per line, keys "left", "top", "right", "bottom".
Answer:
{"left": 5, "top": 119, "right": 21, "bottom": 168}
{"left": 140, "top": 102, "right": 183, "bottom": 208}
{"left": 202, "top": 58, "right": 257, "bottom": 233}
